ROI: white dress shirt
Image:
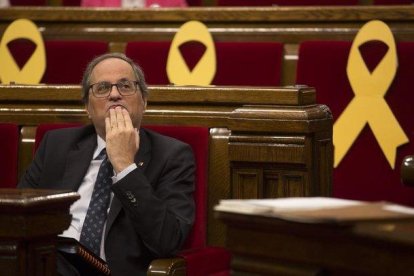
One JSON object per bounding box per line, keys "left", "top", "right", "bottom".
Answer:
{"left": 60, "top": 135, "right": 137, "bottom": 260}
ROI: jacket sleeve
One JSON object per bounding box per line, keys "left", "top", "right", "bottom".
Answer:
{"left": 110, "top": 142, "right": 195, "bottom": 257}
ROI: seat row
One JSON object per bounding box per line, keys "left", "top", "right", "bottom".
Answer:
{"left": 4, "top": 38, "right": 414, "bottom": 207}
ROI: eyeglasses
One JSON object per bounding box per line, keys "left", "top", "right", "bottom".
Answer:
{"left": 89, "top": 80, "right": 139, "bottom": 98}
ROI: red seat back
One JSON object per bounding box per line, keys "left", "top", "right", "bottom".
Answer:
{"left": 9, "top": 0, "right": 46, "bottom": 5}
{"left": 6, "top": 40, "right": 108, "bottom": 84}
{"left": 143, "top": 125, "right": 209, "bottom": 249}
{"left": 126, "top": 41, "right": 283, "bottom": 86}
{"left": 296, "top": 40, "right": 414, "bottom": 206}
{"left": 42, "top": 41, "right": 109, "bottom": 84}
{"left": 0, "top": 123, "right": 19, "bottom": 188}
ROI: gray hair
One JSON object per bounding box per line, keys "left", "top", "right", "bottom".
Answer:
{"left": 81, "top": 52, "right": 148, "bottom": 103}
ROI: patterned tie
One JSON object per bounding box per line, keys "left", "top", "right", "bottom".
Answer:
{"left": 79, "top": 148, "right": 113, "bottom": 256}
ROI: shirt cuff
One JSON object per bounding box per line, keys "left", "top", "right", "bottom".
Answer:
{"left": 112, "top": 163, "right": 138, "bottom": 183}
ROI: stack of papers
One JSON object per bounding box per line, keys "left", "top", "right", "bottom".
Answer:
{"left": 215, "top": 197, "right": 414, "bottom": 224}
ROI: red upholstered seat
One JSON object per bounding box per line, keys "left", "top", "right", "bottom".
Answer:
{"left": 373, "top": 0, "right": 412, "bottom": 4}
{"left": 9, "top": 0, "right": 46, "bottom": 5}
{"left": 216, "top": 0, "right": 358, "bottom": 6}
{"left": 5, "top": 40, "right": 108, "bottom": 84}
{"left": 34, "top": 123, "right": 231, "bottom": 275}
{"left": 0, "top": 123, "right": 19, "bottom": 188}
{"left": 62, "top": 0, "right": 82, "bottom": 5}
{"left": 42, "top": 41, "right": 109, "bottom": 84}
{"left": 296, "top": 40, "right": 414, "bottom": 206}
{"left": 126, "top": 41, "right": 283, "bottom": 86}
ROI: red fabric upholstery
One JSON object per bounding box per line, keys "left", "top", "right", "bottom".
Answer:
{"left": 186, "top": 0, "right": 202, "bottom": 5}
{"left": 5, "top": 40, "right": 108, "bottom": 84}
{"left": 178, "top": 246, "right": 231, "bottom": 276}
{"left": 0, "top": 124, "right": 19, "bottom": 188}
{"left": 374, "top": 0, "right": 412, "bottom": 4}
{"left": 126, "top": 41, "right": 283, "bottom": 86}
{"left": 296, "top": 41, "right": 414, "bottom": 206}
{"left": 9, "top": 0, "right": 46, "bottom": 5}
{"left": 62, "top": 0, "right": 82, "bottom": 5}
{"left": 42, "top": 41, "right": 109, "bottom": 84}
{"left": 143, "top": 125, "right": 208, "bottom": 249}
{"left": 216, "top": 0, "right": 358, "bottom": 6}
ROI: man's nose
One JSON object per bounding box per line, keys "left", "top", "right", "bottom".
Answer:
{"left": 108, "top": 85, "right": 122, "bottom": 98}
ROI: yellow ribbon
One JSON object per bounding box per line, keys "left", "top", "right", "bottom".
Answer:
{"left": 334, "top": 20, "right": 408, "bottom": 169}
{"left": 166, "top": 20, "right": 216, "bottom": 85}
{"left": 0, "top": 18, "right": 46, "bottom": 84}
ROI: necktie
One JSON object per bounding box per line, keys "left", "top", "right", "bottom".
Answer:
{"left": 79, "top": 149, "right": 113, "bottom": 256}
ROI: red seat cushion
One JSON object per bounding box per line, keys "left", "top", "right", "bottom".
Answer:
{"left": 0, "top": 124, "right": 19, "bottom": 188}
{"left": 296, "top": 40, "right": 414, "bottom": 206}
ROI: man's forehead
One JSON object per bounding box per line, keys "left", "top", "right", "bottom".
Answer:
{"left": 91, "top": 58, "right": 135, "bottom": 81}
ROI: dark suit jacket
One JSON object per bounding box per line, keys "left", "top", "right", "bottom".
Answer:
{"left": 18, "top": 125, "right": 195, "bottom": 276}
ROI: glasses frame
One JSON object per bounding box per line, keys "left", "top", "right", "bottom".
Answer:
{"left": 89, "top": 80, "right": 140, "bottom": 98}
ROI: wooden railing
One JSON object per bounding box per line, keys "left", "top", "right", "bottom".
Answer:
{"left": 0, "top": 84, "right": 332, "bottom": 246}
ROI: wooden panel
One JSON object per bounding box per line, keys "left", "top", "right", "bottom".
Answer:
{"left": 231, "top": 168, "right": 262, "bottom": 199}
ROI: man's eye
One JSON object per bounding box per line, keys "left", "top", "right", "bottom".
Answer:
{"left": 97, "top": 83, "right": 110, "bottom": 91}
{"left": 118, "top": 82, "right": 132, "bottom": 90}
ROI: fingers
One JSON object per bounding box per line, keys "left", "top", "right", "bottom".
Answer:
{"left": 123, "top": 108, "right": 134, "bottom": 130}
{"left": 105, "top": 116, "right": 111, "bottom": 134}
{"left": 108, "top": 106, "right": 133, "bottom": 130}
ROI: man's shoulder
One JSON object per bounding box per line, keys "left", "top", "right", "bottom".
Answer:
{"left": 141, "top": 127, "right": 188, "bottom": 147}
{"left": 45, "top": 124, "right": 95, "bottom": 138}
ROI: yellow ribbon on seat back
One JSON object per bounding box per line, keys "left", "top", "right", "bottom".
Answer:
{"left": 334, "top": 20, "right": 408, "bottom": 169}
{"left": 166, "top": 20, "right": 216, "bottom": 85}
{"left": 0, "top": 18, "right": 46, "bottom": 84}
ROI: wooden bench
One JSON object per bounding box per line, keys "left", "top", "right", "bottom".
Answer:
{"left": 0, "top": 84, "right": 333, "bottom": 246}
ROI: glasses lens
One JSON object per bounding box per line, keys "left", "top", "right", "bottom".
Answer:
{"left": 117, "top": 80, "right": 136, "bottom": 95}
{"left": 91, "top": 80, "right": 137, "bottom": 97}
{"left": 92, "top": 82, "right": 111, "bottom": 97}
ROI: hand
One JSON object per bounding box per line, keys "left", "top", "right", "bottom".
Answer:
{"left": 105, "top": 106, "right": 139, "bottom": 174}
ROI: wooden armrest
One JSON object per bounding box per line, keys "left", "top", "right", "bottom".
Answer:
{"left": 401, "top": 155, "right": 414, "bottom": 186}
{"left": 147, "top": 257, "right": 186, "bottom": 276}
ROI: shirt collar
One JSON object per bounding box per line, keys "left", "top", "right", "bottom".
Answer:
{"left": 93, "top": 135, "right": 106, "bottom": 160}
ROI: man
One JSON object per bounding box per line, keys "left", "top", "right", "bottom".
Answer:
{"left": 18, "top": 53, "right": 195, "bottom": 275}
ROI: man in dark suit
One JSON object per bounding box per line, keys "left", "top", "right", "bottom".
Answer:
{"left": 18, "top": 53, "right": 195, "bottom": 276}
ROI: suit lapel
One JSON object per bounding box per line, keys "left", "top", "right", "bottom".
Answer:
{"left": 105, "top": 129, "right": 152, "bottom": 237}
{"left": 61, "top": 133, "right": 96, "bottom": 191}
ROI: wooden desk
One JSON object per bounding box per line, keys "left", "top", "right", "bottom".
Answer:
{"left": 0, "top": 189, "right": 79, "bottom": 276}
{"left": 216, "top": 209, "right": 414, "bottom": 275}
